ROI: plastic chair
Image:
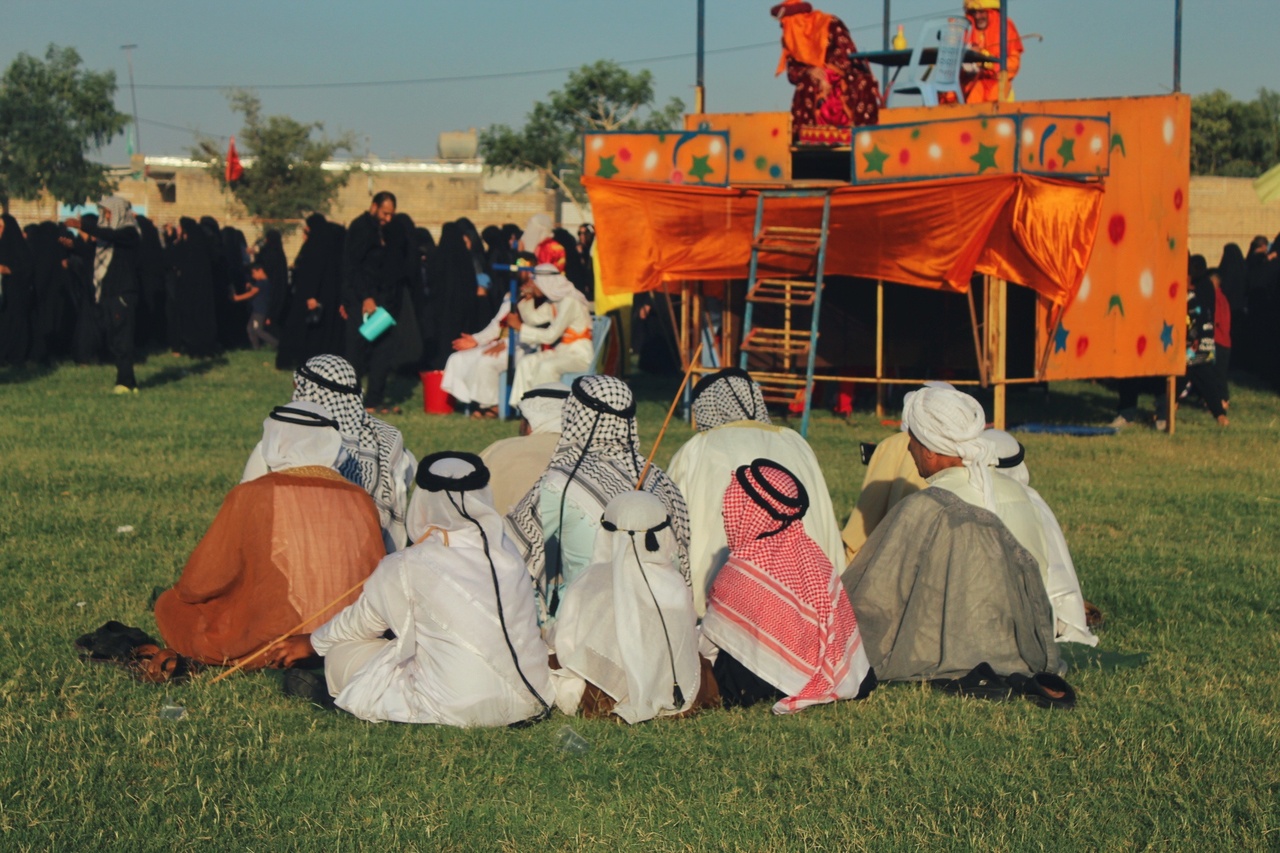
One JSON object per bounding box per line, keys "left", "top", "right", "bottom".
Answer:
{"left": 498, "top": 314, "right": 613, "bottom": 418}
{"left": 891, "top": 17, "right": 970, "bottom": 107}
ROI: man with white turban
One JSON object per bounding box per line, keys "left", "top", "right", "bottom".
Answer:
{"left": 842, "top": 385, "right": 1062, "bottom": 683}
{"left": 272, "top": 452, "right": 554, "bottom": 726}
{"left": 155, "top": 403, "right": 384, "bottom": 668}
{"left": 551, "top": 491, "right": 704, "bottom": 723}
{"left": 504, "top": 264, "right": 594, "bottom": 404}
{"left": 480, "top": 382, "right": 570, "bottom": 514}
{"left": 980, "top": 430, "right": 1098, "bottom": 647}
{"left": 667, "top": 367, "right": 845, "bottom": 615}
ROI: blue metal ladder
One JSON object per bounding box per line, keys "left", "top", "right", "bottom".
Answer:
{"left": 738, "top": 189, "right": 833, "bottom": 437}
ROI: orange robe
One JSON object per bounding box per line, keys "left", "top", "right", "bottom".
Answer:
{"left": 962, "top": 11, "right": 1023, "bottom": 103}
{"left": 154, "top": 467, "right": 385, "bottom": 667}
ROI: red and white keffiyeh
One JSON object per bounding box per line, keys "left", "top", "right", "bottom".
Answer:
{"left": 702, "top": 459, "right": 871, "bottom": 713}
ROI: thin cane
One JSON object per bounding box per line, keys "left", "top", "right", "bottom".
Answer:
{"left": 636, "top": 341, "right": 704, "bottom": 489}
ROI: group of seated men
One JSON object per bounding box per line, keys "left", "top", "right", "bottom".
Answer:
{"left": 153, "top": 357, "right": 1094, "bottom": 726}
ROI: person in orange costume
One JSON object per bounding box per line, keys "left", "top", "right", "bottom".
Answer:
{"left": 961, "top": 0, "right": 1023, "bottom": 103}
{"left": 154, "top": 402, "right": 386, "bottom": 668}
{"left": 772, "top": 0, "right": 880, "bottom": 141}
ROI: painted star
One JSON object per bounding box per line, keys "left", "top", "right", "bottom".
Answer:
{"left": 688, "top": 154, "right": 715, "bottom": 182}
{"left": 1107, "top": 294, "right": 1125, "bottom": 316}
{"left": 863, "top": 145, "right": 890, "bottom": 175}
{"left": 1160, "top": 321, "right": 1174, "bottom": 351}
{"left": 971, "top": 143, "right": 999, "bottom": 174}
{"left": 1110, "top": 132, "right": 1126, "bottom": 156}
{"left": 595, "top": 156, "right": 619, "bottom": 179}
{"left": 1057, "top": 137, "right": 1076, "bottom": 167}
{"left": 1054, "top": 322, "right": 1069, "bottom": 353}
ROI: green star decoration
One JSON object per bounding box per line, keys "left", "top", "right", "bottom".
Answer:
{"left": 1110, "top": 132, "right": 1126, "bottom": 156}
{"left": 595, "top": 155, "right": 619, "bottom": 179}
{"left": 863, "top": 145, "right": 890, "bottom": 175}
{"left": 688, "top": 154, "right": 714, "bottom": 182}
{"left": 970, "top": 143, "right": 998, "bottom": 174}
{"left": 1057, "top": 137, "right": 1076, "bottom": 167}
{"left": 1108, "top": 294, "right": 1125, "bottom": 316}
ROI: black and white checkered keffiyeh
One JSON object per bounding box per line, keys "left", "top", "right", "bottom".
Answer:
{"left": 690, "top": 367, "right": 771, "bottom": 431}
{"left": 507, "top": 375, "right": 691, "bottom": 612}
{"left": 292, "top": 354, "right": 409, "bottom": 539}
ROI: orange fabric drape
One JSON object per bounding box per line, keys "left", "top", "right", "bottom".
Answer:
{"left": 776, "top": 9, "right": 834, "bottom": 74}
{"left": 586, "top": 175, "right": 1102, "bottom": 306}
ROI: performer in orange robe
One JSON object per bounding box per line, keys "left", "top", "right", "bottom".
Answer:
{"left": 773, "top": 0, "right": 879, "bottom": 141}
{"left": 961, "top": 0, "right": 1023, "bottom": 103}
{"left": 154, "top": 404, "right": 386, "bottom": 668}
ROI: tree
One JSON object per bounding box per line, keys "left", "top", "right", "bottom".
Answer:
{"left": 194, "top": 89, "right": 354, "bottom": 230}
{"left": 479, "top": 60, "right": 685, "bottom": 207}
{"left": 1190, "top": 88, "right": 1280, "bottom": 177}
{"left": 0, "top": 45, "right": 129, "bottom": 205}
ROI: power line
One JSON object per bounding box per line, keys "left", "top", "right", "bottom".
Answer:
{"left": 131, "top": 11, "right": 951, "bottom": 92}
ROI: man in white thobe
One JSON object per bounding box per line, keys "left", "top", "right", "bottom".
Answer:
{"left": 506, "top": 265, "right": 594, "bottom": 404}
{"left": 667, "top": 367, "right": 844, "bottom": 615}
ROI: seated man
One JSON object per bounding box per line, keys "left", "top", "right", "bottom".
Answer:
{"left": 155, "top": 402, "right": 384, "bottom": 667}
{"left": 702, "top": 460, "right": 875, "bottom": 713}
{"left": 551, "top": 491, "right": 707, "bottom": 723}
{"left": 272, "top": 452, "right": 554, "bottom": 726}
{"left": 505, "top": 265, "right": 594, "bottom": 404}
{"left": 668, "top": 368, "right": 844, "bottom": 615}
{"left": 980, "top": 429, "right": 1097, "bottom": 647}
{"left": 842, "top": 386, "right": 1061, "bottom": 682}
{"left": 479, "top": 382, "right": 569, "bottom": 514}
{"left": 841, "top": 430, "right": 925, "bottom": 562}
{"left": 507, "top": 375, "right": 691, "bottom": 621}
{"left": 440, "top": 253, "right": 540, "bottom": 418}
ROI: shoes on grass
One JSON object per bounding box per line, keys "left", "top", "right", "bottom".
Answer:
{"left": 281, "top": 668, "right": 337, "bottom": 710}
{"left": 112, "top": 384, "right": 138, "bottom": 395}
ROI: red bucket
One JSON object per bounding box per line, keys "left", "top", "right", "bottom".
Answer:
{"left": 421, "top": 370, "right": 454, "bottom": 414}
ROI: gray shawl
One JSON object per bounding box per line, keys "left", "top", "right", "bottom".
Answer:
{"left": 841, "top": 488, "right": 1060, "bottom": 681}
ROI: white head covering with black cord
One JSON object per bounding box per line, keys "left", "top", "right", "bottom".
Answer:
{"left": 506, "top": 374, "right": 691, "bottom": 618}
{"left": 258, "top": 400, "right": 345, "bottom": 472}
{"left": 519, "top": 382, "right": 570, "bottom": 435}
{"left": 691, "top": 367, "right": 771, "bottom": 431}
{"left": 551, "top": 490, "right": 700, "bottom": 723}
{"left": 293, "top": 354, "right": 414, "bottom": 547}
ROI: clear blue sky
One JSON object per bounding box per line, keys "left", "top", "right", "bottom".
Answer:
{"left": 2, "top": 0, "right": 1274, "bottom": 163}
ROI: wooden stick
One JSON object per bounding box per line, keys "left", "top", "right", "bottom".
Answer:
{"left": 636, "top": 341, "right": 704, "bottom": 489}
{"left": 207, "top": 577, "right": 368, "bottom": 684}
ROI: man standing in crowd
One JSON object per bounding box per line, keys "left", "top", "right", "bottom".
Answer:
{"left": 343, "top": 191, "right": 397, "bottom": 410}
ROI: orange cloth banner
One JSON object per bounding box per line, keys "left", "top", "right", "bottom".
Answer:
{"left": 587, "top": 173, "right": 1102, "bottom": 307}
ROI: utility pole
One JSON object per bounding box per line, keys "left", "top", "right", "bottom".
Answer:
{"left": 120, "top": 44, "right": 140, "bottom": 153}
{"left": 695, "top": 0, "right": 705, "bottom": 113}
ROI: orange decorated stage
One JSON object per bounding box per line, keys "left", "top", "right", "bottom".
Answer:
{"left": 583, "top": 94, "right": 1190, "bottom": 425}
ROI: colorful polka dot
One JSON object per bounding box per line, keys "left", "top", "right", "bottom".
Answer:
{"left": 733, "top": 148, "right": 745, "bottom": 162}
{"left": 899, "top": 148, "right": 910, "bottom": 165}
{"left": 1108, "top": 214, "right": 1126, "bottom": 245}
{"left": 1076, "top": 336, "right": 1090, "bottom": 358}
{"left": 1139, "top": 269, "right": 1154, "bottom": 298}
{"left": 1136, "top": 335, "right": 1148, "bottom": 357}
{"left": 618, "top": 148, "right": 631, "bottom": 162}
{"left": 960, "top": 131, "right": 972, "bottom": 145}
{"left": 1173, "top": 188, "right": 1184, "bottom": 210}
{"left": 1075, "top": 122, "right": 1086, "bottom": 136}
{"left": 670, "top": 170, "right": 684, "bottom": 184}
{"left": 1168, "top": 281, "right": 1179, "bottom": 299}
{"left": 754, "top": 155, "right": 768, "bottom": 170}
{"left": 769, "top": 164, "right": 783, "bottom": 179}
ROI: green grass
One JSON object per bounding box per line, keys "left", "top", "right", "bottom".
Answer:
{"left": 1, "top": 351, "right": 1277, "bottom": 850}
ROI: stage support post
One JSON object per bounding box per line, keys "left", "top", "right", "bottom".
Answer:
{"left": 986, "top": 276, "right": 1008, "bottom": 429}
{"left": 1165, "top": 375, "right": 1177, "bottom": 434}
{"left": 875, "top": 280, "right": 886, "bottom": 418}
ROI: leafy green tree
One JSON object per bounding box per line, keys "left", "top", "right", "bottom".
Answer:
{"left": 1190, "top": 88, "right": 1280, "bottom": 177}
{"left": 0, "top": 45, "right": 129, "bottom": 204}
{"left": 194, "top": 89, "right": 354, "bottom": 230}
{"left": 479, "top": 60, "right": 685, "bottom": 205}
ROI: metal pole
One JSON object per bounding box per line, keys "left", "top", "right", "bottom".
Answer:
{"left": 695, "top": 0, "right": 706, "bottom": 113}
{"left": 998, "top": 0, "right": 1009, "bottom": 101}
{"left": 1173, "top": 0, "right": 1183, "bottom": 92}
{"left": 882, "top": 0, "right": 891, "bottom": 91}
{"left": 121, "top": 44, "right": 140, "bottom": 153}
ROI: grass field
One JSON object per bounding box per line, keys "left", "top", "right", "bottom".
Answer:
{"left": 1, "top": 350, "right": 1277, "bottom": 850}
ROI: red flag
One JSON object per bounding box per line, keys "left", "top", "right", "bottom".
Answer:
{"left": 226, "top": 136, "right": 244, "bottom": 184}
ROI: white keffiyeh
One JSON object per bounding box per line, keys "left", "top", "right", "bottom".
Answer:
{"left": 901, "top": 384, "right": 995, "bottom": 510}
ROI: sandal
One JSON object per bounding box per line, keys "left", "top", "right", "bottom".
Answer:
{"left": 930, "top": 662, "right": 1016, "bottom": 702}
{"left": 1007, "top": 671, "right": 1077, "bottom": 710}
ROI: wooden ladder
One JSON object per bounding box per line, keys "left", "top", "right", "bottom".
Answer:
{"left": 738, "top": 190, "right": 833, "bottom": 437}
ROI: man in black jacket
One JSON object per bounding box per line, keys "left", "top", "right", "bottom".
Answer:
{"left": 68, "top": 197, "right": 141, "bottom": 393}
{"left": 343, "top": 191, "right": 397, "bottom": 409}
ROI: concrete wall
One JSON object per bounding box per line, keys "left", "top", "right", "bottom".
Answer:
{"left": 6, "top": 156, "right": 557, "bottom": 260}
{"left": 1189, "top": 176, "right": 1280, "bottom": 260}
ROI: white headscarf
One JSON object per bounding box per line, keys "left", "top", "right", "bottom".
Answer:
{"left": 406, "top": 453, "right": 504, "bottom": 546}
{"left": 259, "top": 400, "right": 345, "bottom": 472}
{"left": 980, "top": 429, "right": 1029, "bottom": 485}
{"left": 901, "top": 385, "right": 996, "bottom": 509}
{"left": 522, "top": 213, "right": 553, "bottom": 252}
{"left": 534, "top": 264, "right": 586, "bottom": 304}
{"left": 519, "top": 382, "right": 570, "bottom": 435}
{"left": 552, "top": 490, "right": 700, "bottom": 723}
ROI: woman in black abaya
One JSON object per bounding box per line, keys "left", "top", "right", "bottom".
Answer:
{"left": 0, "top": 213, "right": 33, "bottom": 366}
{"left": 422, "top": 220, "right": 480, "bottom": 371}
{"left": 168, "top": 217, "right": 220, "bottom": 357}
